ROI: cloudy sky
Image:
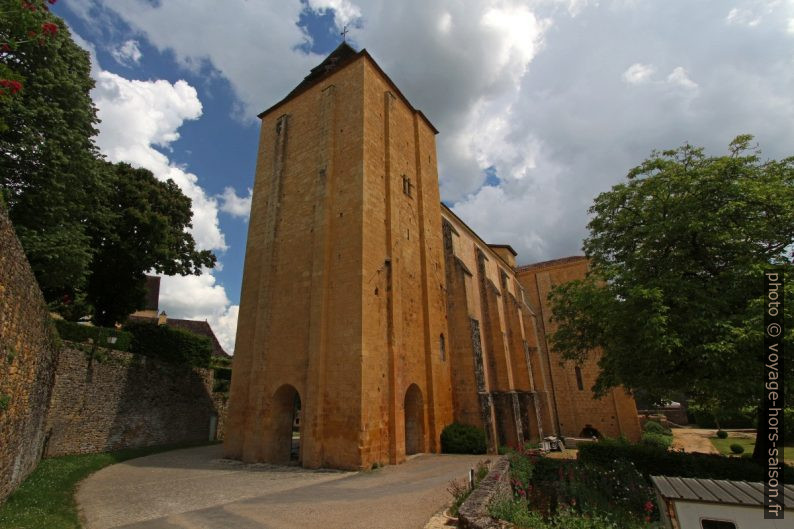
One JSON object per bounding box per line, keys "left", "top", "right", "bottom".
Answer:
{"left": 54, "top": 0, "right": 794, "bottom": 354}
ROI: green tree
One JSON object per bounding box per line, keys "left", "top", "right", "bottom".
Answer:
{"left": 549, "top": 136, "right": 794, "bottom": 462}
{"left": 87, "top": 162, "right": 216, "bottom": 326}
{"left": 1, "top": 4, "right": 218, "bottom": 325}
{"left": 1, "top": 5, "right": 102, "bottom": 299}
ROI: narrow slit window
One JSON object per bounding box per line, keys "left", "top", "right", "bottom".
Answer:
{"left": 402, "top": 175, "right": 413, "bottom": 197}
{"left": 439, "top": 333, "right": 446, "bottom": 361}
{"left": 575, "top": 366, "right": 584, "bottom": 391}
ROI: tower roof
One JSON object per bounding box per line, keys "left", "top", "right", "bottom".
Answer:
{"left": 283, "top": 41, "right": 359, "bottom": 101}
{"left": 258, "top": 42, "right": 438, "bottom": 134}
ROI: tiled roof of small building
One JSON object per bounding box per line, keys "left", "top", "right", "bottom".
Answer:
{"left": 126, "top": 315, "right": 230, "bottom": 358}
{"left": 516, "top": 255, "right": 587, "bottom": 273}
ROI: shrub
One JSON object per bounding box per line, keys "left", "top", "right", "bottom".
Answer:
{"left": 447, "top": 478, "right": 471, "bottom": 516}
{"left": 125, "top": 321, "right": 212, "bottom": 367}
{"left": 578, "top": 439, "right": 793, "bottom": 484}
{"left": 717, "top": 430, "right": 728, "bottom": 439}
{"left": 689, "top": 405, "right": 756, "bottom": 429}
{"left": 54, "top": 319, "right": 132, "bottom": 352}
{"left": 730, "top": 443, "right": 745, "bottom": 455}
{"left": 489, "top": 498, "right": 547, "bottom": 528}
{"left": 640, "top": 432, "right": 672, "bottom": 450}
{"left": 440, "top": 423, "right": 487, "bottom": 454}
{"left": 213, "top": 367, "right": 232, "bottom": 393}
{"left": 643, "top": 420, "right": 672, "bottom": 436}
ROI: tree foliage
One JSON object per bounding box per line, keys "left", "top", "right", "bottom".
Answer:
{"left": 1, "top": 6, "right": 101, "bottom": 297}
{"left": 88, "top": 163, "right": 215, "bottom": 326}
{"left": 1, "top": 3, "right": 217, "bottom": 325}
{"left": 549, "top": 136, "right": 793, "bottom": 422}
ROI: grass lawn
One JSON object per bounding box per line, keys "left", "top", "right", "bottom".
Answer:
{"left": 710, "top": 435, "right": 794, "bottom": 464}
{"left": 0, "top": 441, "right": 217, "bottom": 529}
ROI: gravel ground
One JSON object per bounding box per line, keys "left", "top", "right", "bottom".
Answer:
{"left": 671, "top": 428, "right": 720, "bottom": 454}
{"left": 77, "top": 444, "right": 486, "bottom": 529}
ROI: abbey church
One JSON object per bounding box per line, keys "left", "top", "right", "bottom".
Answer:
{"left": 224, "top": 42, "right": 641, "bottom": 470}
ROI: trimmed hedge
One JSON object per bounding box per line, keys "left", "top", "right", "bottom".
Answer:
{"left": 125, "top": 321, "right": 212, "bottom": 367}
{"left": 640, "top": 432, "right": 672, "bottom": 450}
{"left": 578, "top": 439, "right": 794, "bottom": 484}
{"left": 441, "top": 422, "right": 487, "bottom": 454}
{"left": 54, "top": 320, "right": 132, "bottom": 352}
{"left": 689, "top": 406, "right": 756, "bottom": 429}
{"left": 643, "top": 420, "right": 672, "bottom": 436}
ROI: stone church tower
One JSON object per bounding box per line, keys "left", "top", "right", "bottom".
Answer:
{"left": 225, "top": 43, "right": 641, "bottom": 470}
{"left": 224, "top": 43, "right": 454, "bottom": 469}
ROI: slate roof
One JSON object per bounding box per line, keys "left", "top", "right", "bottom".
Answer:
{"left": 651, "top": 476, "right": 793, "bottom": 508}
{"left": 257, "top": 41, "right": 438, "bottom": 134}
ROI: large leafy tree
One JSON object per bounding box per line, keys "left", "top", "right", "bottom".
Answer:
{"left": 549, "top": 136, "right": 793, "bottom": 461}
{"left": 1, "top": 4, "right": 102, "bottom": 298}
{"left": 1, "top": 3, "right": 217, "bottom": 325}
{"left": 87, "top": 162, "right": 216, "bottom": 326}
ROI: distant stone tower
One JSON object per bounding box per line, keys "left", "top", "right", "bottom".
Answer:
{"left": 224, "top": 43, "right": 454, "bottom": 469}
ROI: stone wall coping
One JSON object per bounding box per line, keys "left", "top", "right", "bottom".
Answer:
{"left": 457, "top": 457, "right": 514, "bottom": 529}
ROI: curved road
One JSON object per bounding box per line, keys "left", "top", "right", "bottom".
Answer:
{"left": 77, "top": 444, "right": 487, "bottom": 529}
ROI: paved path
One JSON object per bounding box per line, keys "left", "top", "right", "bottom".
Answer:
{"left": 77, "top": 444, "right": 488, "bottom": 529}
{"left": 671, "top": 428, "right": 720, "bottom": 454}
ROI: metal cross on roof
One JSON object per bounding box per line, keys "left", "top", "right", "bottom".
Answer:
{"left": 341, "top": 25, "right": 349, "bottom": 42}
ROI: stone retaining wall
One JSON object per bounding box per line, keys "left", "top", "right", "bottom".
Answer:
{"left": 45, "top": 346, "right": 223, "bottom": 456}
{"left": 0, "top": 204, "right": 60, "bottom": 504}
{"left": 458, "top": 457, "right": 512, "bottom": 529}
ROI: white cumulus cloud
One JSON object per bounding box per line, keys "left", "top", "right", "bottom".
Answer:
{"left": 158, "top": 272, "right": 239, "bottom": 354}
{"left": 71, "top": 29, "right": 239, "bottom": 352}
{"left": 622, "top": 63, "right": 655, "bottom": 84}
{"left": 219, "top": 187, "right": 253, "bottom": 219}
{"left": 110, "top": 39, "right": 142, "bottom": 66}
{"left": 666, "top": 66, "right": 698, "bottom": 90}
{"left": 65, "top": 0, "right": 794, "bottom": 269}
{"left": 92, "top": 72, "right": 227, "bottom": 252}
{"left": 307, "top": 0, "right": 362, "bottom": 29}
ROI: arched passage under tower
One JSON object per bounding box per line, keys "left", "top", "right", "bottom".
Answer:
{"left": 404, "top": 384, "right": 425, "bottom": 455}
{"left": 269, "top": 384, "right": 302, "bottom": 465}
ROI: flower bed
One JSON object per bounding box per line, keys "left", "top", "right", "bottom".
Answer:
{"left": 489, "top": 448, "right": 661, "bottom": 528}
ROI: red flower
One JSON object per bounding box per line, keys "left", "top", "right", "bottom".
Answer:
{"left": 644, "top": 500, "right": 655, "bottom": 513}
{"left": 42, "top": 22, "right": 58, "bottom": 36}
{"left": 1, "top": 43, "right": 10, "bottom": 52}
{"left": 0, "top": 79, "right": 23, "bottom": 94}
{"left": 49, "top": 0, "right": 58, "bottom": 4}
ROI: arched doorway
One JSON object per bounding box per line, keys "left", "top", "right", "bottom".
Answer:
{"left": 404, "top": 384, "right": 424, "bottom": 455}
{"left": 580, "top": 424, "right": 602, "bottom": 439}
{"left": 271, "top": 384, "right": 302, "bottom": 464}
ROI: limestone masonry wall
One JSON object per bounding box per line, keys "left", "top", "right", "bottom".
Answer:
{"left": 0, "top": 205, "right": 60, "bottom": 504}
{"left": 46, "top": 346, "right": 222, "bottom": 456}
